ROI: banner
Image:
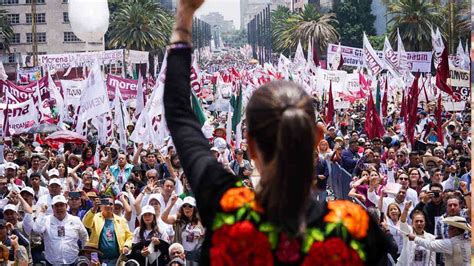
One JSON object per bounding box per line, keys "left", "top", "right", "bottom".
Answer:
{"left": 1, "top": 77, "right": 50, "bottom": 103}
{"left": 125, "top": 50, "right": 149, "bottom": 64}
{"left": 60, "top": 80, "right": 84, "bottom": 107}
{"left": 0, "top": 99, "right": 38, "bottom": 134}
{"left": 327, "top": 43, "right": 432, "bottom": 72}
{"left": 316, "top": 68, "right": 347, "bottom": 93}
{"left": 363, "top": 33, "right": 384, "bottom": 76}
{"left": 16, "top": 67, "right": 42, "bottom": 84}
{"left": 448, "top": 67, "right": 470, "bottom": 101}
{"left": 38, "top": 49, "right": 124, "bottom": 70}
{"left": 106, "top": 75, "right": 138, "bottom": 100}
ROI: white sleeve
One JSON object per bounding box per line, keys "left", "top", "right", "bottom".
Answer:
{"left": 0, "top": 198, "right": 9, "bottom": 209}
{"left": 387, "top": 170, "right": 396, "bottom": 184}
{"left": 32, "top": 213, "right": 47, "bottom": 234}
{"left": 22, "top": 213, "right": 34, "bottom": 234}
{"left": 414, "top": 237, "right": 453, "bottom": 254}
{"left": 76, "top": 217, "right": 89, "bottom": 244}
{"left": 442, "top": 175, "right": 456, "bottom": 191}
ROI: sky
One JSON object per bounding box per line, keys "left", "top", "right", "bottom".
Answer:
{"left": 195, "top": 0, "right": 241, "bottom": 29}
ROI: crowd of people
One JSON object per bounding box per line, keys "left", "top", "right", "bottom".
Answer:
{"left": 0, "top": 2, "right": 471, "bottom": 266}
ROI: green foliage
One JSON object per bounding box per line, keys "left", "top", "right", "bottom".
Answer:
{"left": 0, "top": 9, "right": 14, "bottom": 52}
{"left": 271, "top": 4, "right": 339, "bottom": 56}
{"left": 386, "top": 0, "right": 442, "bottom": 51}
{"left": 333, "top": 0, "right": 376, "bottom": 47}
{"left": 107, "top": 0, "right": 173, "bottom": 51}
{"left": 368, "top": 35, "right": 385, "bottom": 50}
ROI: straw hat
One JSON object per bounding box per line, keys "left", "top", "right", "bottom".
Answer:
{"left": 442, "top": 216, "right": 471, "bottom": 232}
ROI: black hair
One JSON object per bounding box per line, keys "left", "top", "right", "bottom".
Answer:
{"left": 429, "top": 183, "right": 443, "bottom": 191}
{"left": 246, "top": 81, "right": 315, "bottom": 232}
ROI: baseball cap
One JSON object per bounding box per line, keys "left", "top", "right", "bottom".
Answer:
{"left": 210, "top": 147, "right": 219, "bottom": 152}
{"left": 3, "top": 204, "right": 17, "bottom": 213}
{"left": 182, "top": 196, "right": 196, "bottom": 207}
{"left": 114, "top": 200, "right": 123, "bottom": 208}
{"left": 48, "top": 168, "right": 59, "bottom": 177}
{"left": 48, "top": 178, "right": 62, "bottom": 186}
{"left": 334, "top": 137, "right": 344, "bottom": 142}
{"left": 4, "top": 162, "right": 18, "bottom": 170}
{"left": 140, "top": 205, "right": 155, "bottom": 217}
{"left": 147, "top": 194, "right": 161, "bottom": 205}
{"left": 20, "top": 187, "right": 34, "bottom": 196}
{"left": 51, "top": 195, "right": 68, "bottom": 205}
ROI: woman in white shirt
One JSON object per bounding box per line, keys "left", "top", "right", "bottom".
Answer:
{"left": 397, "top": 201, "right": 436, "bottom": 266}
{"left": 386, "top": 202, "right": 404, "bottom": 258}
{"left": 162, "top": 196, "right": 204, "bottom": 266}
{"left": 130, "top": 205, "right": 170, "bottom": 266}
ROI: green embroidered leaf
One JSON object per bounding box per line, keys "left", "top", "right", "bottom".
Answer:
{"left": 222, "top": 214, "right": 235, "bottom": 225}
{"left": 341, "top": 226, "right": 348, "bottom": 240}
{"left": 250, "top": 211, "right": 261, "bottom": 223}
{"left": 325, "top": 222, "right": 338, "bottom": 234}
{"left": 235, "top": 181, "right": 243, "bottom": 187}
{"left": 350, "top": 240, "right": 366, "bottom": 261}
{"left": 268, "top": 231, "right": 278, "bottom": 249}
{"left": 310, "top": 229, "right": 324, "bottom": 242}
{"left": 302, "top": 236, "right": 313, "bottom": 253}
{"left": 236, "top": 207, "right": 247, "bottom": 220}
{"left": 259, "top": 223, "right": 275, "bottom": 233}
{"left": 212, "top": 219, "right": 224, "bottom": 231}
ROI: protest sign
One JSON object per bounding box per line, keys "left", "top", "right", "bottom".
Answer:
{"left": 106, "top": 75, "right": 138, "bottom": 100}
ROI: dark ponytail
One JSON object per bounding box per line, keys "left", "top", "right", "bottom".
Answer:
{"left": 246, "top": 81, "right": 315, "bottom": 233}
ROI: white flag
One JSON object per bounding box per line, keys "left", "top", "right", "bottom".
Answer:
{"left": 397, "top": 28, "right": 409, "bottom": 72}
{"left": 431, "top": 27, "right": 444, "bottom": 69}
{"left": 77, "top": 63, "right": 109, "bottom": 123}
{"left": 293, "top": 41, "right": 307, "bottom": 73}
{"left": 113, "top": 86, "right": 128, "bottom": 151}
{"left": 134, "top": 74, "right": 145, "bottom": 122}
{"left": 363, "top": 33, "right": 384, "bottom": 77}
{"left": 382, "top": 37, "right": 401, "bottom": 78}
{"left": 0, "top": 62, "right": 7, "bottom": 81}
{"left": 48, "top": 74, "right": 65, "bottom": 127}
{"left": 330, "top": 43, "right": 342, "bottom": 71}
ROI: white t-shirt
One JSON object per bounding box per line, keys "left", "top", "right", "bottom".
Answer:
{"left": 132, "top": 227, "right": 169, "bottom": 244}
{"left": 181, "top": 223, "right": 204, "bottom": 251}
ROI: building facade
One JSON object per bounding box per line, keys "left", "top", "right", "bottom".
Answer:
{"left": 200, "top": 12, "right": 235, "bottom": 33}
{"left": 0, "top": 0, "right": 104, "bottom": 73}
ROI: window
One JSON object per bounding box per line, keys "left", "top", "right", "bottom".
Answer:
{"left": 63, "top": 12, "right": 69, "bottom": 23}
{"left": 10, "top": 33, "right": 20, "bottom": 44}
{"left": 6, "top": 14, "right": 19, "bottom": 24}
{"left": 37, "top": 32, "right": 46, "bottom": 43}
{"left": 26, "top": 0, "right": 45, "bottom": 3}
{"left": 8, "top": 54, "right": 16, "bottom": 63}
{"left": 64, "top": 32, "right": 82, "bottom": 42}
{"left": 1, "top": 0, "right": 19, "bottom": 4}
{"left": 26, "top": 13, "right": 46, "bottom": 24}
{"left": 26, "top": 32, "right": 46, "bottom": 43}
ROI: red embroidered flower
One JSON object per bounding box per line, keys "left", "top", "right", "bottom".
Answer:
{"left": 275, "top": 233, "right": 301, "bottom": 263}
{"left": 211, "top": 221, "right": 273, "bottom": 266}
{"left": 302, "top": 238, "right": 363, "bottom": 266}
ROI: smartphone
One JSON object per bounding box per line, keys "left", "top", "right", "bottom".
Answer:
{"left": 90, "top": 252, "right": 98, "bottom": 263}
{"left": 69, "top": 191, "right": 81, "bottom": 198}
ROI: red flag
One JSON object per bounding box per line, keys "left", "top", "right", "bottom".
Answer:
{"left": 337, "top": 54, "right": 344, "bottom": 70}
{"left": 435, "top": 94, "right": 444, "bottom": 145}
{"left": 406, "top": 74, "right": 420, "bottom": 146}
{"left": 382, "top": 79, "right": 388, "bottom": 118}
{"left": 435, "top": 46, "right": 460, "bottom": 101}
{"left": 364, "top": 91, "right": 385, "bottom": 139}
{"left": 325, "top": 81, "right": 334, "bottom": 125}
{"left": 312, "top": 39, "right": 320, "bottom": 67}
{"left": 2, "top": 101, "right": 11, "bottom": 148}
{"left": 400, "top": 90, "right": 407, "bottom": 120}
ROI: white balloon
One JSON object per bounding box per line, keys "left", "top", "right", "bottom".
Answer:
{"left": 68, "top": 0, "right": 109, "bottom": 43}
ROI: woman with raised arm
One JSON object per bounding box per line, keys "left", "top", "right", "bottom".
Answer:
{"left": 163, "top": 0, "right": 388, "bottom": 264}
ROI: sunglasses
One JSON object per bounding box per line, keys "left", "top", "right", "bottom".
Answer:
{"left": 182, "top": 204, "right": 193, "bottom": 209}
{"left": 398, "top": 178, "right": 408, "bottom": 181}
{"left": 397, "top": 155, "right": 404, "bottom": 157}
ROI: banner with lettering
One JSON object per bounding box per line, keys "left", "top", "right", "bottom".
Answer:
{"left": 38, "top": 49, "right": 124, "bottom": 70}
{"left": 106, "top": 75, "right": 139, "bottom": 100}
{"left": 60, "top": 80, "right": 84, "bottom": 107}
{"left": 448, "top": 67, "right": 470, "bottom": 101}
{"left": 327, "top": 43, "right": 432, "bottom": 72}
{"left": 1, "top": 76, "right": 50, "bottom": 103}
{"left": 0, "top": 99, "right": 38, "bottom": 134}
{"left": 316, "top": 69, "right": 347, "bottom": 93}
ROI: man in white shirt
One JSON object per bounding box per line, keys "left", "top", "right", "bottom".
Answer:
{"left": 421, "top": 168, "right": 456, "bottom": 191}
{"left": 408, "top": 216, "right": 471, "bottom": 266}
{"left": 368, "top": 186, "right": 414, "bottom": 216}
{"left": 35, "top": 178, "right": 63, "bottom": 215}
{"left": 26, "top": 195, "right": 89, "bottom": 265}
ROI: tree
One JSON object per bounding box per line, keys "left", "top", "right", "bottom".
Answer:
{"left": 368, "top": 35, "right": 385, "bottom": 50}
{"left": 272, "top": 4, "right": 339, "bottom": 56}
{"left": 107, "top": 0, "right": 172, "bottom": 51}
{"left": 222, "top": 29, "right": 247, "bottom": 48}
{"left": 0, "top": 9, "right": 14, "bottom": 52}
{"left": 386, "top": 0, "right": 442, "bottom": 51}
{"left": 333, "top": 0, "right": 376, "bottom": 47}
{"left": 439, "top": 0, "right": 469, "bottom": 53}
